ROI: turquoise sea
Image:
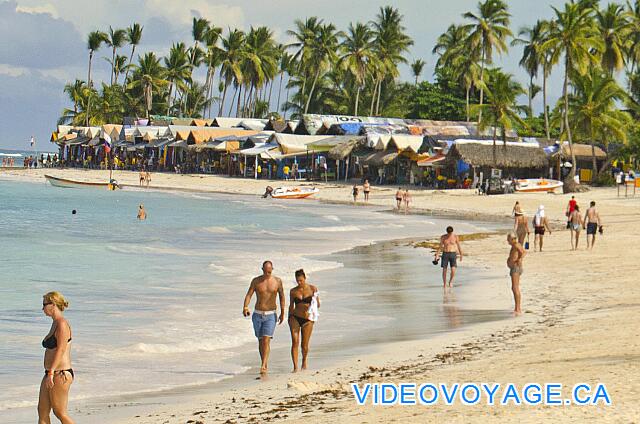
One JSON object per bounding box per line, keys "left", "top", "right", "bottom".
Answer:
{"left": 0, "top": 178, "right": 509, "bottom": 421}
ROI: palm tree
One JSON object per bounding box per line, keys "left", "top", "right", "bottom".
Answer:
{"left": 242, "top": 26, "right": 278, "bottom": 117}
{"left": 463, "top": 0, "right": 513, "bottom": 123}
{"left": 106, "top": 26, "right": 127, "bottom": 85}
{"left": 276, "top": 51, "right": 294, "bottom": 115}
{"left": 624, "top": 0, "right": 640, "bottom": 80}
{"left": 568, "top": 69, "right": 630, "bottom": 175}
{"left": 190, "top": 17, "right": 210, "bottom": 67}
{"left": 203, "top": 25, "right": 223, "bottom": 117}
{"left": 432, "top": 24, "right": 470, "bottom": 70}
{"left": 124, "top": 23, "right": 143, "bottom": 84}
{"left": 86, "top": 30, "right": 108, "bottom": 125}
{"left": 183, "top": 81, "right": 215, "bottom": 118}
{"left": 108, "top": 55, "right": 128, "bottom": 85}
{"left": 58, "top": 85, "right": 99, "bottom": 126}
{"left": 63, "top": 79, "right": 86, "bottom": 114}
{"left": 164, "top": 43, "right": 191, "bottom": 115}
{"left": 542, "top": 2, "right": 603, "bottom": 188}
{"left": 128, "top": 52, "right": 168, "bottom": 118}
{"left": 287, "top": 17, "right": 323, "bottom": 112}
{"left": 304, "top": 23, "right": 340, "bottom": 113}
{"left": 512, "top": 21, "right": 546, "bottom": 118}
{"left": 473, "top": 69, "right": 527, "bottom": 165}
{"left": 411, "top": 59, "right": 425, "bottom": 84}
{"left": 371, "top": 6, "right": 413, "bottom": 115}
{"left": 339, "top": 22, "right": 376, "bottom": 116}
{"left": 596, "top": 3, "right": 630, "bottom": 75}
{"left": 219, "top": 29, "right": 246, "bottom": 116}
{"left": 433, "top": 24, "right": 479, "bottom": 121}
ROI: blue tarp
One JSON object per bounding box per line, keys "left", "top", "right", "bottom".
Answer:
{"left": 543, "top": 143, "right": 560, "bottom": 155}
{"left": 456, "top": 159, "right": 470, "bottom": 174}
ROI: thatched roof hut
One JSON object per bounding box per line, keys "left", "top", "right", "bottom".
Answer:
{"left": 446, "top": 140, "right": 548, "bottom": 169}
{"left": 561, "top": 142, "right": 606, "bottom": 159}
{"left": 327, "top": 137, "right": 367, "bottom": 160}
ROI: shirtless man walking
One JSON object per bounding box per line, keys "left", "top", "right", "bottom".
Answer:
{"left": 243, "top": 261, "right": 285, "bottom": 375}
{"left": 434, "top": 226, "right": 463, "bottom": 288}
{"left": 507, "top": 231, "right": 526, "bottom": 315}
{"left": 584, "top": 201, "right": 602, "bottom": 250}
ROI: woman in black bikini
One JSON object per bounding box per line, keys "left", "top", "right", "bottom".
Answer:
{"left": 288, "top": 269, "right": 320, "bottom": 372}
{"left": 39, "top": 291, "right": 74, "bottom": 424}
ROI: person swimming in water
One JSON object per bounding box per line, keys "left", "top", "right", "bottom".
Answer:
{"left": 137, "top": 204, "right": 147, "bottom": 220}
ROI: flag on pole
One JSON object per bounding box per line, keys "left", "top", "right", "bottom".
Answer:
{"left": 103, "top": 132, "right": 112, "bottom": 154}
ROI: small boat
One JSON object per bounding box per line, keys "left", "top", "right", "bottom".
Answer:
{"left": 514, "top": 178, "right": 563, "bottom": 193}
{"left": 271, "top": 186, "right": 319, "bottom": 199}
{"left": 45, "top": 174, "right": 120, "bottom": 190}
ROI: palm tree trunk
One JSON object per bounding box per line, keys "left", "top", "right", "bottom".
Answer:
{"left": 528, "top": 75, "right": 533, "bottom": 118}
{"left": 300, "top": 74, "right": 307, "bottom": 112}
{"left": 236, "top": 84, "right": 242, "bottom": 118}
{"left": 111, "top": 47, "right": 116, "bottom": 85}
{"left": 466, "top": 84, "right": 470, "bottom": 122}
{"left": 478, "top": 49, "right": 485, "bottom": 123}
{"left": 543, "top": 69, "right": 550, "bottom": 139}
{"left": 492, "top": 126, "right": 497, "bottom": 166}
{"left": 167, "top": 81, "right": 173, "bottom": 115}
{"left": 276, "top": 73, "right": 284, "bottom": 115}
{"left": 305, "top": 69, "right": 320, "bottom": 114}
{"left": 590, "top": 126, "right": 598, "bottom": 179}
{"left": 219, "top": 81, "right": 228, "bottom": 116}
{"left": 124, "top": 46, "right": 136, "bottom": 84}
{"left": 370, "top": 78, "right": 377, "bottom": 116}
{"left": 268, "top": 78, "right": 274, "bottom": 111}
{"left": 228, "top": 85, "right": 238, "bottom": 117}
{"left": 86, "top": 51, "right": 93, "bottom": 126}
{"left": 206, "top": 73, "right": 215, "bottom": 118}
{"left": 284, "top": 85, "right": 291, "bottom": 119}
{"left": 354, "top": 86, "right": 360, "bottom": 116}
{"left": 563, "top": 56, "right": 577, "bottom": 189}
{"left": 376, "top": 79, "right": 383, "bottom": 116}
{"left": 203, "top": 67, "right": 211, "bottom": 117}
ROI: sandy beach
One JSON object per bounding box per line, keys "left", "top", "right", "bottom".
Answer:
{"left": 2, "top": 168, "right": 639, "bottom": 423}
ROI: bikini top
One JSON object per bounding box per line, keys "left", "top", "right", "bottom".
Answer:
{"left": 42, "top": 325, "right": 72, "bottom": 349}
{"left": 293, "top": 295, "right": 314, "bottom": 305}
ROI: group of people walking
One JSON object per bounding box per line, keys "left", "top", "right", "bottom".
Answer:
{"left": 348, "top": 181, "right": 412, "bottom": 213}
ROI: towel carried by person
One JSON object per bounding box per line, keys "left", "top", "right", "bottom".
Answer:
{"left": 534, "top": 205, "right": 545, "bottom": 226}
{"left": 307, "top": 291, "right": 320, "bottom": 322}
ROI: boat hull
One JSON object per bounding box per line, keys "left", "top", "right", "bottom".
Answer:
{"left": 515, "top": 179, "right": 563, "bottom": 193}
{"left": 45, "top": 175, "right": 119, "bottom": 190}
{"left": 271, "top": 187, "right": 319, "bottom": 199}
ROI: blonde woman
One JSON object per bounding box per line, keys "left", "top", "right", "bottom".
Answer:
{"left": 39, "top": 291, "right": 74, "bottom": 424}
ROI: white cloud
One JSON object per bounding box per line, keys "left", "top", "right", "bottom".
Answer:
{"left": 0, "top": 63, "right": 29, "bottom": 77}
{"left": 144, "top": 0, "right": 244, "bottom": 29}
{"left": 15, "top": 2, "right": 58, "bottom": 18}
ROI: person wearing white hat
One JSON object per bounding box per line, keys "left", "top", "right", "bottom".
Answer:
{"left": 532, "top": 205, "right": 552, "bottom": 251}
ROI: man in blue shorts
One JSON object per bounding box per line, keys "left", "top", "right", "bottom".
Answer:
{"left": 243, "top": 260, "right": 285, "bottom": 375}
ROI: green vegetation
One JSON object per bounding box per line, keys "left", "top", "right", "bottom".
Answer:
{"left": 59, "top": 1, "right": 640, "bottom": 182}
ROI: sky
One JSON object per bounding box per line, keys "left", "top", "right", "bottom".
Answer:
{"left": 0, "top": 0, "right": 570, "bottom": 150}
